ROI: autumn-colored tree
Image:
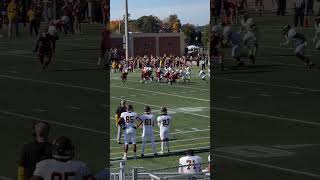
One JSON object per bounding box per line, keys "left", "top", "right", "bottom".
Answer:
{"left": 110, "top": 20, "right": 122, "bottom": 34}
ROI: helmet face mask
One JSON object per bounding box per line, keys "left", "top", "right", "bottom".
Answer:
{"left": 160, "top": 107, "right": 167, "bottom": 115}
{"left": 52, "top": 136, "right": 75, "bottom": 161}
{"left": 144, "top": 105, "right": 151, "bottom": 113}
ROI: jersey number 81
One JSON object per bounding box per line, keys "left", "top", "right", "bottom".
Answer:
{"left": 51, "top": 172, "right": 75, "bottom": 180}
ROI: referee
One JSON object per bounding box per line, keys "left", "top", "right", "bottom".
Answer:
{"left": 18, "top": 121, "right": 52, "bottom": 180}
{"left": 294, "top": 0, "right": 306, "bottom": 27}
{"left": 115, "top": 99, "right": 127, "bottom": 144}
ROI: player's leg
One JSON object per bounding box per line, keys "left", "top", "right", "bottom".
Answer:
{"left": 123, "top": 131, "right": 129, "bottom": 159}
{"left": 232, "top": 45, "right": 243, "bottom": 67}
{"left": 43, "top": 52, "right": 52, "bottom": 69}
{"left": 150, "top": 131, "right": 157, "bottom": 155}
{"left": 160, "top": 128, "right": 165, "bottom": 153}
{"left": 131, "top": 131, "right": 137, "bottom": 159}
{"left": 117, "top": 125, "right": 122, "bottom": 144}
{"left": 294, "top": 43, "right": 313, "bottom": 67}
{"left": 7, "top": 18, "right": 12, "bottom": 39}
{"left": 141, "top": 132, "right": 146, "bottom": 157}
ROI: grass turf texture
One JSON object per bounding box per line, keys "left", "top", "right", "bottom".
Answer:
{"left": 0, "top": 25, "right": 108, "bottom": 178}
{"left": 110, "top": 68, "right": 210, "bottom": 170}
{"left": 212, "top": 15, "right": 320, "bottom": 179}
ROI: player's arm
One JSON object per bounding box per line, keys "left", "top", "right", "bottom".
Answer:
{"left": 137, "top": 117, "right": 143, "bottom": 128}
{"left": 18, "top": 145, "right": 27, "bottom": 180}
{"left": 281, "top": 35, "right": 290, "bottom": 47}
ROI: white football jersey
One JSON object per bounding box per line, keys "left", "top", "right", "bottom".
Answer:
{"left": 33, "top": 159, "right": 91, "bottom": 180}
{"left": 139, "top": 113, "right": 156, "bottom": 132}
{"left": 120, "top": 111, "right": 139, "bottom": 129}
{"left": 179, "top": 155, "right": 202, "bottom": 173}
{"left": 199, "top": 70, "right": 206, "bottom": 79}
{"left": 157, "top": 114, "right": 172, "bottom": 129}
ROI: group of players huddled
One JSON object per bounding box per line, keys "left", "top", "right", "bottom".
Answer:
{"left": 110, "top": 53, "right": 210, "bottom": 84}
{"left": 211, "top": 10, "right": 319, "bottom": 71}
{"left": 115, "top": 99, "right": 211, "bottom": 174}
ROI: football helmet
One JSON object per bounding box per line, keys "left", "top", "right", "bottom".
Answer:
{"left": 52, "top": 136, "right": 75, "bottom": 160}
{"left": 281, "top": 25, "right": 291, "bottom": 35}
{"left": 144, "top": 105, "right": 151, "bottom": 113}
{"left": 160, "top": 106, "right": 167, "bottom": 115}
{"left": 127, "top": 104, "right": 133, "bottom": 111}
{"left": 120, "top": 99, "right": 126, "bottom": 106}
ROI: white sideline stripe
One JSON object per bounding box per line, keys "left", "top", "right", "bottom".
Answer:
{"left": 111, "top": 146, "right": 209, "bottom": 160}
{"left": 110, "top": 129, "right": 210, "bottom": 141}
{"left": 175, "top": 129, "right": 183, "bottom": 132}
{"left": 215, "top": 154, "right": 320, "bottom": 178}
{"left": 32, "top": 108, "right": 48, "bottom": 112}
{"left": 109, "top": 97, "right": 210, "bottom": 118}
{"left": 111, "top": 142, "right": 210, "bottom": 155}
{"left": 110, "top": 137, "right": 210, "bottom": 150}
{"left": 111, "top": 85, "right": 209, "bottom": 102}
{"left": 213, "top": 107, "right": 320, "bottom": 126}
{"left": 288, "top": 92, "right": 303, "bottom": 95}
{"left": 213, "top": 77, "right": 320, "bottom": 93}
{"left": 0, "top": 176, "right": 13, "bottom": 180}
{"left": 0, "top": 110, "right": 106, "bottom": 135}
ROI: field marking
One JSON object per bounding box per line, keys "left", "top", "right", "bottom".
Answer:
{"left": 110, "top": 97, "right": 210, "bottom": 118}
{"left": 175, "top": 129, "right": 183, "bottom": 132}
{"left": 0, "top": 74, "right": 106, "bottom": 93}
{"left": 0, "top": 51, "right": 95, "bottom": 65}
{"left": 227, "top": 96, "right": 241, "bottom": 99}
{"left": 32, "top": 108, "right": 48, "bottom": 112}
{"left": 65, "top": 106, "right": 81, "bottom": 110}
{"left": 111, "top": 146, "right": 209, "bottom": 160}
{"left": 273, "top": 144, "right": 320, "bottom": 149}
{"left": 0, "top": 177, "right": 13, "bottom": 180}
{"left": 110, "top": 129, "right": 210, "bottom": 141}
{"left": 288, "top": 92, "right": 303, "bottom": 95}
{"left": 215, "top": 154, "right": 320, "bottom": 178}
{"left": 259, "top": 94, "right": 273, "bottom": 97}
{"left": 111, "top": 142, "right": 210, "bottom": 155}
{"left": 7, "top": 70, "right": 20, "bottom": 74}
{"left": 213, "top": 106, "right": 320, "bottom": 126}
{"left": 0, "top": 110, "right": 106, "bottom": 135}
{"left": 213, "top": 77, "right": 320, "bottom": 93}
{"left": 111, "top": 85, "right": 209, "bottom": 102}
{"left": 110, "top": 137, "right": 210, "bottom": 150}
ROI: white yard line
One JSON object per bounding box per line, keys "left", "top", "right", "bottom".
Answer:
{"left": 109, "top": 97, "right": 210, "bottom": 118}
{"left": 213, "top": 107, "right": 320, "bottom": 126}
{"left": 213, "top": 77, "right": 320, "bottom": 93}
{"left": 0, "top": 110, "right": 106, "bottom": 135}
{"left": 111, "top": 85, "right": 209, "bottom": 102}
{"left": 0, "top": 176, "right": 13, "bottom": 180}
{"left": 215, "top": 154, "right": 320, "bottom": 178}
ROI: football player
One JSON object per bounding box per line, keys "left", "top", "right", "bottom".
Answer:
{"left": 199, "top": 69, "right": 208, "bottom": 83}
{"left": 138, "top": 105, "right": 157, "bottom": 157}
{"left": 223, "top": 26, "right": 244, "bottom": 67}
{"left": 211, "top": 25, "right": 224, "bottom": 70}
{"left": 243, "top": 31, "right": 257, "bottom": 64}
{"left": 30, "top": 136, "right": 96, "bottom": 180}
{"left": 178, "top": 149, "right": 203, "bottom": 174}
{"left": 115, "top": 99, "right": 127, "bottom": 144}
{"left": 33, "top": 26, "right": 58, "bottom": 71}
{"left": 121, "top": 67, "right": 128, "bottom": 84}
{"left": 313, "top": 16, "right": 320, "bottom": 50}
{"left": 280, "top": 25, "right": 314, "bottom": 68}
{"left": 118, "top": 105, "right": 141, "bottom": 160}
{"left": 157, "top": 107, "right": 172, "bottom": 154}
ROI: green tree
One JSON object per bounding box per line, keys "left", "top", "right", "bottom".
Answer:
{"left": 136, "top": 15, "right": 161, "bottom": 33}
{"left": 201, "top": 24, "right": 210, "bottom": 48}
{"left": 181, "top": 23, "right": 197, "bottom": 45}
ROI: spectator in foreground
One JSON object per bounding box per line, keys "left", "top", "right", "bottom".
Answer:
{"left": 18, "top": 121, "right": 52, "bottom": 180}
{"left": 7, "top": 0, "right": 19, "bottom": 38}
{"left": 178, "top": 149, "right": 202, "bottom": 174}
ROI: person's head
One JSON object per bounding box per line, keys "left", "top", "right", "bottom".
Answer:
{"left": 127, "top": 104, "right": 133, "bottom": 112}
{"left": 144, "top": 105, "right": 151, "bottom": 114}
{"left": 186, "top": 149, "right": 194, "bottom": 156}
{"left": 281, "top": 25, "right": 291, "bottom": 35}
{"left": 52, "top": 136, "right": 75, "bottom": 162}
{"left": 120, "top": 99, "right": 126, "bottom": 107}
{"left": 160, "top": 106, "right": 167, "bottom": 115}
{"left": 33, "top": 121, "right": 50, "bottom": 143}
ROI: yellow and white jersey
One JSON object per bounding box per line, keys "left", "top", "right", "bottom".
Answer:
{"left": 33, "top": 159, "right": 91, "bottom": 180}
{"left": 157, "top": 114, "right": 172, "bottom": 130}
{"left": 120, "top": 111, "right": 139, "bottom": 129}
{"left": 139, "top": 113, "right": 156, "bottom": 133}
{"left": 178, "top": 155, "right": 203, "bottom": 173}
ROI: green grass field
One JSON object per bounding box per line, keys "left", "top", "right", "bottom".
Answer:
{"left": 110, "top": 68, "right": 210, "bottom": 171}
{"left": 0, "top": 25, "right": 108, "bottom": 178}
{"left": 213, "top": 15, "right": 320, "bottom": 179}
